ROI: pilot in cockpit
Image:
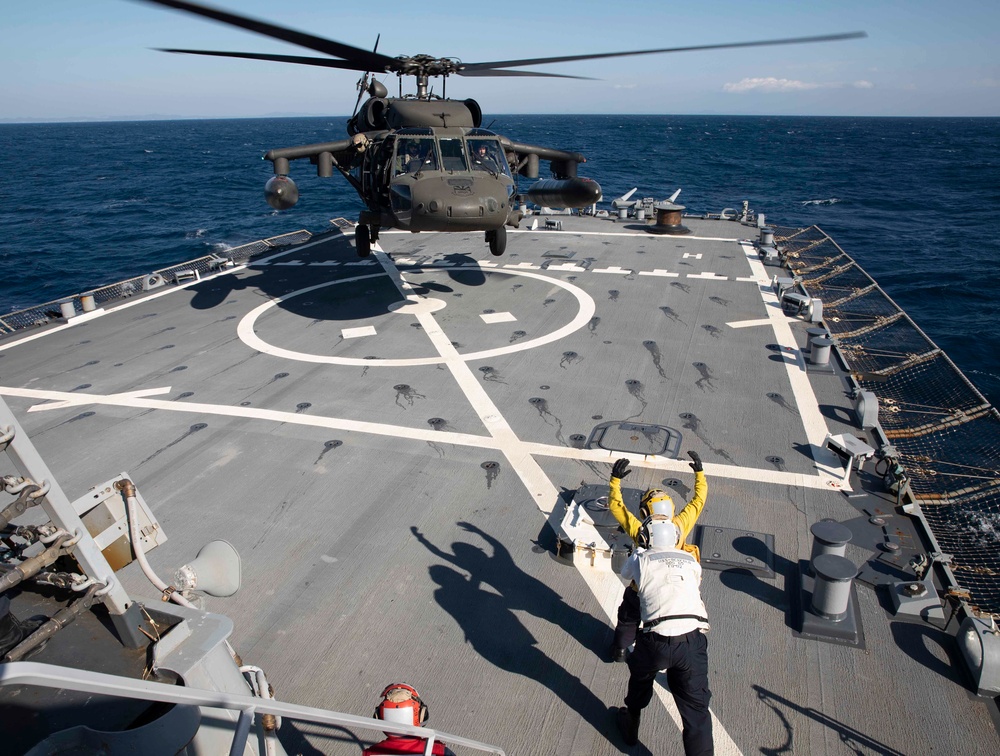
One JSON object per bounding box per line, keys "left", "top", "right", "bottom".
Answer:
{"left": 471, "top": 142, "right": 499, "bottom": 173}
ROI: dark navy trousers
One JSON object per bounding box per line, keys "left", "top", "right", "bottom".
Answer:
{"left": 613, "top": 585, "right": 641, "bottom": 650}
{"left": 624, "top": 628, "right": 714, "bottom": 756}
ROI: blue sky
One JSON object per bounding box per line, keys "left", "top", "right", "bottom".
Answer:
{"left": 5, "top": 0, "right": 999, "bottom": 121}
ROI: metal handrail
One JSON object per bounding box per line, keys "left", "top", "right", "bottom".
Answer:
{"left": 0, "top": 661, "right": 506, "bottom": 756}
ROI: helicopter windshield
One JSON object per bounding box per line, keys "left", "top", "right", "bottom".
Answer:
{"left": 468, "top": 139, "right": 511, "bottom": 177}
{"left": 439, "top": 138, "right": 468, "bottom": 172}
{"left": 395, "top": 138, "right": 438, "bottom": 176}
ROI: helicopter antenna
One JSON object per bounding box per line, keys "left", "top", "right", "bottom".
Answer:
{"left": 351, "top": 34, "right": 380, "bottom": 118}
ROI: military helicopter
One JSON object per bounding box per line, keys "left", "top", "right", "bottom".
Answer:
{"left": 137, "top": 1, "right": 865, "bottom": 257}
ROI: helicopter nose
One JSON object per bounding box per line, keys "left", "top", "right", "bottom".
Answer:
{"left": 411, "top": 178, "right": 509, "bottom": 229}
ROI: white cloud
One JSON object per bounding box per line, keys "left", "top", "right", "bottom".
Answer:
{"left": 723, "top": 77, "right": 825, "bottom": 93}
{"left": 612, "top": 83, "right": 638, "bottom": 90}
{"left": 723, "top": 77, "right": 876, "bottom": 94}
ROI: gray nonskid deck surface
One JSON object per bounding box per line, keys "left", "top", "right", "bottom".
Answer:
{"left": 0, "top": 215, "right": 996, "bottom": 754}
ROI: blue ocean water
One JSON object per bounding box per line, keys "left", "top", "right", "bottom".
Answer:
{"left": 2, "top": 115, "right": 999, "bottom": 402}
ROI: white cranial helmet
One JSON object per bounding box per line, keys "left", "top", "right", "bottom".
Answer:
{"left": 641, "top": 514, "right": 680, "bottom": 549}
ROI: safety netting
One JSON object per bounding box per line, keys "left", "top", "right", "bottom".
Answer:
{"left": 779, "top": 226, "right": 1000, "bottom": 616}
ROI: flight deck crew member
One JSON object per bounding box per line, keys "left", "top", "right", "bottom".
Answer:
{"left": 609, "top": 453, "right": 713, "bottom": 755}
{"left": 607, "top": 453, "right": 707, "bottom": 660}
{"left": 362, "top": 683, "right": 455, "bottom": 756}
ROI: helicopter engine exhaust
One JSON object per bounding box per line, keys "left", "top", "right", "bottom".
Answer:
{"left": 265, "top": 175, "right": 299, "bottom": 211}
{"left": 525, "top": 178, "right": 602, "bottom": 209}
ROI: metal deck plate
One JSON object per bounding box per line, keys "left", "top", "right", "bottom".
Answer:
{"left": 694, "top": 525, "right": 776, "bottom": 578}
{"left": 590, "top": 422, "right": 681, "bottom": 456}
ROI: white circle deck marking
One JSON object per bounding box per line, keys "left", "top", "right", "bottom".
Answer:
{"left": 387, "top": 297, "right": 447, "bottom": 315}
{"left": 237, "top": 267, "right": 595, "bottom": 367}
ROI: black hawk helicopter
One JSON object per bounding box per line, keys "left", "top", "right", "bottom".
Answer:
{"left": 137, "top": 1, "right": 865, "bottom": 257}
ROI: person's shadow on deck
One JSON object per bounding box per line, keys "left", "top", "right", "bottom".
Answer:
{"left": 411, "top": 522, "right": 611, "bottom": 656}
{"left": 428, "top": 563, "right": 611, "bottom": 729}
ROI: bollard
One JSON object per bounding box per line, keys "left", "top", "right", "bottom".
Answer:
{"left": 80, "top": 294, "right": 96, "bottom": 312}
{"left": 809, "top": 520, "right": 852, "bottom": 574}
{"left": 59, "top": 301, "right": 76, "bottom": 320}
{"left": 636, "top": 208, "right": 646, "bottom": 221}
{"left": 805, "top": 327, "right": 828, "bottom": 352}
{"left": 760, "top": 227, "right": 774, "bottom": 247}
{"left": 618, "top": 208, "right": 628, "bottom": 220}
{"left": 810, "top": 553, "right": 858, "bottom": 621}
{"left": 809, "top": 337, "right": 833, "bottom": 366}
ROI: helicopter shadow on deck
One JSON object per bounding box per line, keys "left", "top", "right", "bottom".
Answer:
{"left": 185, "top": 235, "right": 488, "bottom": 323}
{"left": 413, "top": 522, "right": 617, "bottom": 736}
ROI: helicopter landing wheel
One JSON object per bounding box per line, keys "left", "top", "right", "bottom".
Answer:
{"left": 487, "top": 226, "right": 507, "bottom": 256}
{"left": 355, "top": 223, "right": 371, "bottom": 258}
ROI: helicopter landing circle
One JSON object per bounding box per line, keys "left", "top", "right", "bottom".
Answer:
{"left": 387, "top": 296, "right": 448, "bottom": 315}
{"left": 236, "top": 267, "right": 596, "bottom": 367}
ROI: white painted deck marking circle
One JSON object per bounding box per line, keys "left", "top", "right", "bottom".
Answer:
{"left": 236, "top": 266, "right": 595, "bottom": 367}
{"left": 480, "top": 311, "right": 517, "bottom": 324}
{"left": 387, "top": 297, "right": 447, "bottom": 315}
{"left": 341, "top": 325, "right": 377, "bottom": 339}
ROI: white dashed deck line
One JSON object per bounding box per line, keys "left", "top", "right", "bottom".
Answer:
{"left": 274, "top": 260, "right": 305, "bottom": 266}
{"left": 545, "top": 263, "right": 587, "bottom": 272}
{"left": 638, "top": 270, "right": 680, "bottom": 277}
{"left": 687, "top": 272, "right": 728, "bottom": 280}
{"left": 308, "top": 261, "right": 341, "bottom": 266}
{"left": 592, "top": 266, "right": 633, "bottom": 274}
{"left": 341, "top": 325, "right": 377, "bottom": 339}
{"left": 503, "top": 262, "right": 541, "bottom": 270}
{"left": 683, "top": 253, "right": 703, "bottom": 260}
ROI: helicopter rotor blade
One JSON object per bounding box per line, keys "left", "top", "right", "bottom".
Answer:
{"left": 155, "top": 48, "right": 373, "bottom": 72}
{"left": 457, "top": 69, "right": 595, "bottom": 80}
{"left": 459, "top": 31, "right": 868, "bottom": 72}
{"left": 135, "top": 0, "right": 398, "bottom": 71}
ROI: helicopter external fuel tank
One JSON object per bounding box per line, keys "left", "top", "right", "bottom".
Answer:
{"left": 524, "top": 178, "right": 602, "bottom": 209}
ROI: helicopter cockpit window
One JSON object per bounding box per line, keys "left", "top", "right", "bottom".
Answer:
{"left": 468, "top": 139, "right": 511, "bottom": 177}
{"left": 438, "top": 138, "right": 468, "bottom": 172}
{"left": 395, "top": 138, "right": 438, "bottom": 176}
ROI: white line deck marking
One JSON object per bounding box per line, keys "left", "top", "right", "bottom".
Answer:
{"left": 480, "top": 312, "right": 517, "bottom": 324}
{"left": 727, "top": 318, "right": 773, "bottom": 329}
{"left": 341, "top": 325, "right": 377, "bottom": 339}
{"left": 545, "top": 263, "right": 587, "bottom": 272}
{"left": 592, "top": 266, "right": 633, "bottom": 274}
{"left": 503, "top": 262, "right": 540, "bottom": 270}
{"left": 683, "top": 252, "right": 703, "bottom": 259}
{"left": 740, "top": 241, "right": 843, "bottom": 482}
{"left": 638, "top": 269, "right": 680, "bottom": 277}
{"left": 236, "top": 267, "right": 595, "bottom": 367}
{"left": 687, "top": 272, "right": 727, "bottom": 280}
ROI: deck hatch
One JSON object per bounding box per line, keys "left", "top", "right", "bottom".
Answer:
{"left": 694, "top": 525, "right": 776, "bottom": 578}
{"left": 589, "top": 421, "right": 681, "bottom": 457}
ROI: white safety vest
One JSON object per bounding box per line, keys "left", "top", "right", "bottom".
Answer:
{"left": 624, "top": 547, "right": 710, "bottom": 637}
